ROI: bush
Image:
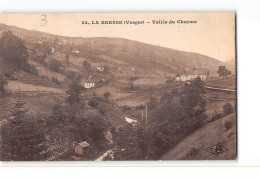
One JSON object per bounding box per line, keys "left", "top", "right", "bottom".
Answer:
{"left": 224, "top": 121, "right": 233, "bottom": 131}
{"left": 4, "top": 70, "right": 16, "bottom": 80}
{"left": 130, "top": 76, "right": 140, "bottom": 81}
{"left": 35, "top": 56, "right": 47, "bottom": 66}
{"left": 22, "top": 64, "right": 38, "bottom": 76}
{"left": 89, "top": 97, "right": 107, "bottom": 108}
{"left": 103, "top": 92, "right": 111, "bottom": 99}
{"left": 211, "top": 110, "right": 222, "bottom": 122}
{"left": 223, "top": 102, "right": 234, "bottom": 115}
{"left": 0, "top": 75, "right": 8, "bottom": 96}
{"left": 64, "top": 71, "right": 78, "bottom": 79}
{"left": 83, "top": 60, "right": 90, "bottom": 68}
{"left": 41, "top": 75, "right": 49, "bottom": 80}
{"left": 52, "top": 76, "right": 60, "bottom": 85}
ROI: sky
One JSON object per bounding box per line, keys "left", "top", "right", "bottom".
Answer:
{"left": 0, "top": 12, "right": 235, "bottom": 62}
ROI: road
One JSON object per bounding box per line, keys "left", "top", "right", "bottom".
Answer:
{"left": 205, "top": 86, "right": 236, "bottom": 92}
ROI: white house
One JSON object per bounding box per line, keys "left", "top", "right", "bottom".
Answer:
{"left": 85, "top": 82, "right": 95, "bottom": 89}
{"left": 72, "top": 50, "right": 80, "bottom": 54}
{"left": 97, "top": 66, "right": 105, "bottom": 72}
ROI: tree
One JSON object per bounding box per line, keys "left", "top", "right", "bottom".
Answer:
{"left": 180, "top": 76, "right": 207, "bottom": 127}
{"left": 223, "top": 102, "right": 234, "bottom": 115}
{"left": 65, "top": 54, "right": 70, "bottom": 64}
{"left": 129, "top": 81, "right": 134, "bottom": 90}
{"left": 147, "top": 96, "right": 158, "bottom": 110}
{"left": 10, "top": 97, "right": 29, "bottom": 124}
{"left": 1, "top": 98, "right": 46, "bottom": 161}
{"left": 113, "top": 123, "right": 153, "bottom": 160}
{"left": 0, "top": 31, "right": 28, "bottom": 68}
{"left": 66, "top": 75, "right": 84, "bottom": 105}
{"left": 103, "top": 92, "right": 111, "bottom": 99}
{"left": 83, "top": 60, "right": 90, "bottom": 68}
{"left": 181, "top": 76, "right": 206, "bottom": 113}
{"left": 49, "top": 59, "right": 63, "bottom": 73}
{"left": 217, "top": 66, "right": 231, "bottom": 77}
{"left": 0, "top": 75, "right": 8, "bottom": 96}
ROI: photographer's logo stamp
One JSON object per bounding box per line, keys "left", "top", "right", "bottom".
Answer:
{"left": 205, "top": 144, "right": 229, "bottom": 155}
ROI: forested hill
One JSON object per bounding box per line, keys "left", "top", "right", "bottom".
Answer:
{"left": 0, "top": 23, "right": 227, "bottom": 77}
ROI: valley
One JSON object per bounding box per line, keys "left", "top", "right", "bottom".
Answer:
{"left": 0, "top": 23, "right": 236, "bottom": 161}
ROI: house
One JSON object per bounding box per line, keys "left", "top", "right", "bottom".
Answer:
{"left": 175, "top": 67, "right": 209, "bottom": 82}
{"left": 75, "top": 141, "right": 90, "bottom": 156}
{"left": 97, "top": 66, "right": 105, "bottom": 72}
{"left": 85, "top": 82, "right": 95, "bottom": 89}
{"left": 72, "top": 50, "right": 80, "bottom": 54}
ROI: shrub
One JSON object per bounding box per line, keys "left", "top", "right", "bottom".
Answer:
{"left": 4, "top": 70, "right": 16, "bottom": 80}
{"left": 224, "top": 121, "right": 233, "bottom": 131}
{"left": 121, "top": 105, "right": 132, "bottom": 111}
{"left": 34, "top": 56, "right": 47, "bottom": 65}
{"left": 103, "top": 92, "right": 111, "bottom": 99}
{"left": 41, "top": 75, "right": 50, "bottom": 80}
{"left": 22, "top": 64, "right": 38, "bottom": 76}
{"left": 65, "top": 71, "right": 78, "bottom": 79}
{"left": 0, "top": 75, "right": 8, "bottom": 96}
{"left": 89, "top": 97, "right": 107, "bottom": 108}
{"left": 223, "top": 102, "right": 234, "bottom": 115}
{"left": 83, "top": 60, "right": 90, "bottom": 68}
{"left": 52, "top": 76, "right": 60, "bottom": 85}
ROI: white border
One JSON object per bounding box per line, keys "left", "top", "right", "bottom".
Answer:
{"left": 1, "top": 0, "right": 260, "bottom": 178}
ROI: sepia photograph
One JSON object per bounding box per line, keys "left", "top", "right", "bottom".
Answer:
{"left": 0, "top": 12, "right": 236, "bottom": 161}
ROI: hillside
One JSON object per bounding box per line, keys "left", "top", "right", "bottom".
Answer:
{"left": 161, "top": 112, "right": 236, "bottom": 160}
{"left": 0, "top": 23, "right": 227, "bottom": 78}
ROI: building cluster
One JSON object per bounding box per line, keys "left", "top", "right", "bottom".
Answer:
{"left": 175, "top": 67, "right": 209, "bottom": 82}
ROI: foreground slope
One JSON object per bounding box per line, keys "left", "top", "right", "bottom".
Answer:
{"left": 161, "top": 112, "right": 236, "bottom": 160}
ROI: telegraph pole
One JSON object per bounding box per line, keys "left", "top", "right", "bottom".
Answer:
{"left": 145, "top": 104, "right": 148, "bottom": 125}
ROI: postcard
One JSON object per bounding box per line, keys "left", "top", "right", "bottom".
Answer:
{"left": 0, "top": 13, "right": 236, "bottom": 161}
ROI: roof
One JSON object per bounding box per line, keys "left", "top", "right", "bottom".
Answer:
{"left": 78, "top": 141, "right": 90, "bottom": 148}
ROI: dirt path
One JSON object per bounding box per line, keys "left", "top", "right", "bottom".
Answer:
{"left": 95, "top": 149, "right": 114, "bottom": 161}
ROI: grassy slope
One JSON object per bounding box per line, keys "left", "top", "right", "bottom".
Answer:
{"left": 161, "top": 112, "right": 237, "bottom": 160}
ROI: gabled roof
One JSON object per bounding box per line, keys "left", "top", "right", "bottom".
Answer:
{"left": 78, "top": 141, "right": 90, "bottom": 148}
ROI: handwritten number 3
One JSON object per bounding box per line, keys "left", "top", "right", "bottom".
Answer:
{"left": 41, "top": 14, "right": 47, "bottom": 26}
